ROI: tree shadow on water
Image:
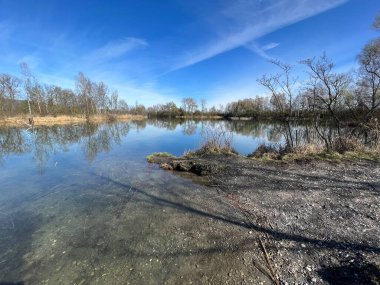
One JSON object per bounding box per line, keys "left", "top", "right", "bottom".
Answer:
{"left": 0, "top": 209, "right": 43, "bottom": 284}
{"left": 94, "top": 173, "right": 380, "bottom": 254}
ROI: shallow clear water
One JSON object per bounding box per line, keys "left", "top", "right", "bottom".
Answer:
{"left": 0, "top": 120, "right": 284, "bottom": 284}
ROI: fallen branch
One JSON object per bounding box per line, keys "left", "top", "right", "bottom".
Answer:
{"left": 259, "top": 237, "right": 280, "bottom": 285}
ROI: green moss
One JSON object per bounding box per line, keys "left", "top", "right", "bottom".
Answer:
{"left": 146, "top": 152, "right": 176, "bottom": 163}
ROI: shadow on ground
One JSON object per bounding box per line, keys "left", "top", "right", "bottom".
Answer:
{"left": 318, "top": 262, "right": 380, "bottom": 285}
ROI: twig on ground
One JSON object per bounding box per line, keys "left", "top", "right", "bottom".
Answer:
{"left": 259, "top": 237, "right": 280, "bottom": 285}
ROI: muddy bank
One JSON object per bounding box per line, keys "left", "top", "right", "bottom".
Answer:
{"left": 152, "top": 153, "right": 380, "bottom": 284}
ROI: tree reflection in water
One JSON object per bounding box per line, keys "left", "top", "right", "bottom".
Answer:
{"left": 0, "top": 119, "right": 358, "bottom": 172}
{"left": 0, "top": 122, "right": 132, "bottom": 173}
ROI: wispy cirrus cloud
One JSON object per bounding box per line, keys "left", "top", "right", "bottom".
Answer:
{"left": 262, "top": 42, "right": 280, "bottom": 51}
{"left": 85, "top": 37, "right": 148, "bottom": 62}
{"left": 244, "top": 41, "right": 279, "bottom": 60}
{"left": 172, "top": 0, "right": 348, "bottom": 71}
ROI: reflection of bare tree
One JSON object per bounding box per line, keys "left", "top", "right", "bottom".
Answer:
{"left": 32, "top": 127, "right": 54, "bottom": 173}
{"left": 267, "top": 125, "right": 283, "bottom": 143}
{"left": 182, "top": 120, "right": 197, "bottom": 136}
{"left": 147, "top": 119, "right": 180, "bottom": 130}
{"left": 0, "top": 122, "right": 132, "bottom": 172}
{"left": 0, "top": 128, "right": 29, "bottom": 164}
{"left": 131, "top": 120, "right": 147, "bottom": 132}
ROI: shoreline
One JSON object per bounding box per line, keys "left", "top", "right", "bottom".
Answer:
{"left": 148, "top": 152, "right": 380, "bottom": 284}
{"left": 0, "top": 114, "right": 146, "bottom": 127}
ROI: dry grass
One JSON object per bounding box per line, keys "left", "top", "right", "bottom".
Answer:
{"left": 248, "top": 144, "right": 281, "bottom": 160}
{"left": 183, "top": 126, "right": 237, "bottom": 157}
{"left": 0, "top": 114, "right": 146, "bottom": 127}
{"left": 250, "top": 141, "right": 379, "bottom": 162}
{"left": 331, "top": 137, "right": 365, "bottom": 153}
{"left": 193, "top": 126, "right": 237, "bottom": 155}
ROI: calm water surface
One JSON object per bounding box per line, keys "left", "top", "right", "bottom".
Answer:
{"left": 0, "top": 120, "right": 284, "bottom": 284}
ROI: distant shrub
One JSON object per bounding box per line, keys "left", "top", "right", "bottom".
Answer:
{"left": 106, "top": 113, "right": 117, "bottom": 122}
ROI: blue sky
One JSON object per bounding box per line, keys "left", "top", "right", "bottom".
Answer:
{"left": 0, "top": 0, "right": 379, "bottom": 107}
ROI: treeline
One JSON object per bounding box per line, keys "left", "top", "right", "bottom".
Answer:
{"left": 0, "top": 65, "right": 134, "bottom": 118}
{"left": 146, "top": 99, "right": 222, "bottom": 119}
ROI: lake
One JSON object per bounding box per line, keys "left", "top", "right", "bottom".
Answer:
{"left": 0, "top": 119, "right": 294, "bottom": 284}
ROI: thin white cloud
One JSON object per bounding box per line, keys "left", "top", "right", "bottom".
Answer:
{"left": 243, "top": 41, "right": 279, "bottom": 60}
{"left": 244, "top": 42, "right": 274, "bottom": 60}
{"left": 172, "top": 0, "right": 348, "bottom": 71}
{"left": 86, "top": 37, "right": 148, "bottom": 62}
{"left": 262, "top": 42, "right": 280, "bottom": 51}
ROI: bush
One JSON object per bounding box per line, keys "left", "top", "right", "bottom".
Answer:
{"left": 195, "top": 126, "right": 236, "bottom": 155}
{"left": 331, "top": 137, "right": 364, "bottom": 154}
{"left": 248, "top": 143, "right": 281, "bottom": 159}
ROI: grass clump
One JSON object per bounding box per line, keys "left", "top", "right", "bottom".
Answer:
{"left": 249, "top": 141, "right": 379, "bottom": 163}
{"left": 146, "top": 152, "right": 176, "bottom": 163}
{"left": 190, "top": 126, "right": 238, "bottom": 156}
{"left": 248, "top": 143, "right": 282, "bottom": 160}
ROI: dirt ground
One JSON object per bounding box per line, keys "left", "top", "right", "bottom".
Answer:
{"left": 161, "top": 154, "right": 380, "bottom": 285}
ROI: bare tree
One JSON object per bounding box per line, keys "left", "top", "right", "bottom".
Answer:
{"left": 201, "top": 98, "right": 207, "bottom": 113}
{"left": 181, "top": 97, "right": 198, "bottom": 115}
{"left": 20, "top": 62, "right": 34, "bottom": 119}
{"left": 110, "top": 91, "right": 118, "bottom": 112}
{"left": 119, "top": 99, "right": 128, "bottom": 113}
{"left": 356, "top": 39, "right": 380, "bottom": 121}
{"left": 76, "top": 72, "right": 93, "bottom": 119}
{"left": 0, "top": 74, "right": 21, "bottom": 116}
{"left": 301, "top": 53, "right": 350, "bottom": 150}
{"left": 257, "top": 60, "right": 297, "bottom": 115}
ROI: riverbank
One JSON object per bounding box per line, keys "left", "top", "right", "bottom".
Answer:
{"left": 149, "top": 152, "right": 380, "bottom": 284}
{"left": 0, "top": 114, "right": 146, "bottom": 127}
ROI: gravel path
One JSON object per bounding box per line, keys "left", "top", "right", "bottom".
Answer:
{"left": 162, "top": 154, "right": 380, "bottom": 285}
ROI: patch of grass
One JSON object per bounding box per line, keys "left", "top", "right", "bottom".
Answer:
{"left": 190, "top": 126, "right": 238, "bottom": 156}
{"left": 192, "top": 143, "right": 239, "bottom": 156}
{"left": 146, "top": 152, "right": 176, "bottom": 163}
{"left": 248, "top": 144, "right": 281, "bottom": 160}
{"left": 248, "top": 142, "right": 379, "bottom": 163}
